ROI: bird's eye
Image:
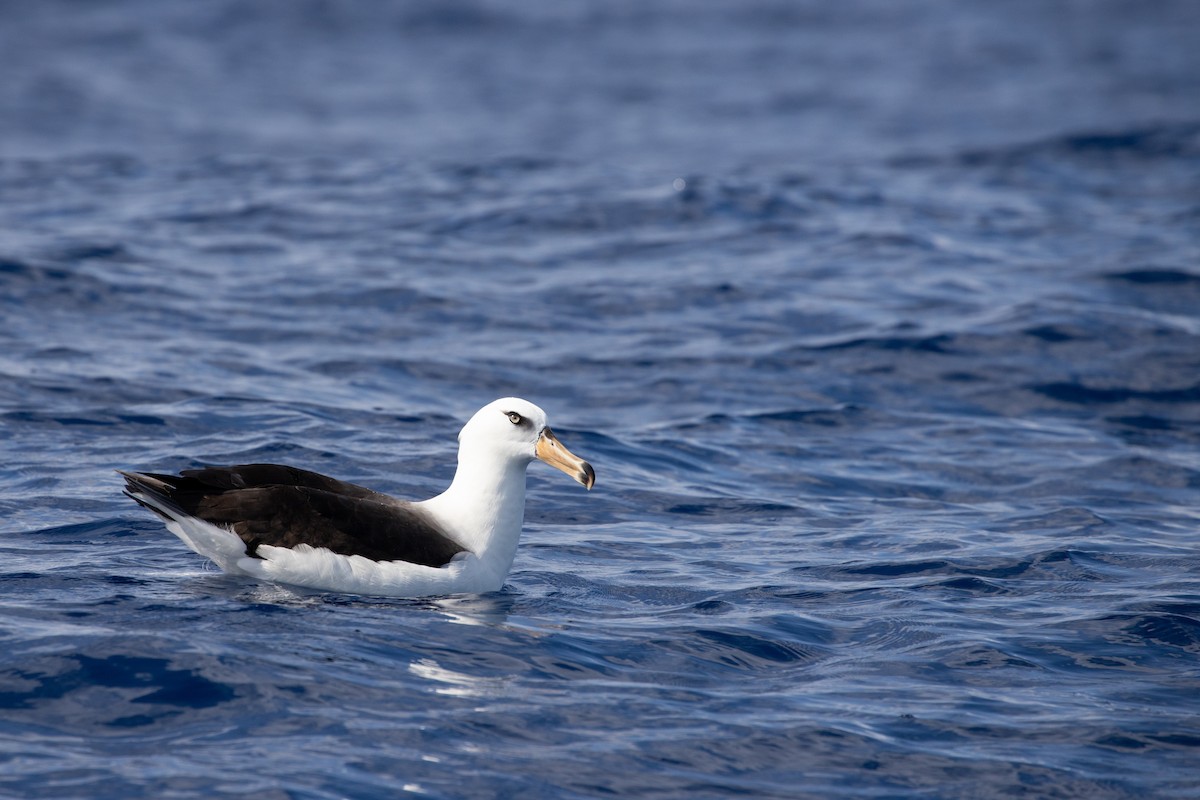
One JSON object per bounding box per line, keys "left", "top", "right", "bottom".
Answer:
{"left": 507, "top": 412, "right": 523, "bottom": 425}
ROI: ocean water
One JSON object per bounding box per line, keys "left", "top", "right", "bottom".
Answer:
{"left": 2, "top": 2, "right": 1200, "bottom": 798}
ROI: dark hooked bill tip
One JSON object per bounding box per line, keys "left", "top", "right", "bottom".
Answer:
{"left": 579, "top": 461, "right": 596, "bottom": 490}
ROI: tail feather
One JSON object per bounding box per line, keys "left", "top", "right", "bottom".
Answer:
{"left": 117, "top": 470, "right": 186, "bottom": 513}
{"left": 117, "top": 469, "right": 174, "bottom": 491}
{"left": 118, "top": 469, "right": 251, "bottom": 574}
{"left": 122, "top": 489, "right": 173, "bottom": 521}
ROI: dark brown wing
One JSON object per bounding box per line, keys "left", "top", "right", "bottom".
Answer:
{"left": 121, "top": 464, "right": 465, "bottom": 568}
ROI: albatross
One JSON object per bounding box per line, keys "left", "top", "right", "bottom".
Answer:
{"left": 119, "top": 397, "right": 595, "bottom": 597}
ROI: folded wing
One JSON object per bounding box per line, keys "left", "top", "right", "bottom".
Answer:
{"left": 120, "top": 464, "right": 465, "bottom": 568}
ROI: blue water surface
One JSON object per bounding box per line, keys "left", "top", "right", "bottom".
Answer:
{"left": 2, "top": 2, "right": 1199, "bottom": 798}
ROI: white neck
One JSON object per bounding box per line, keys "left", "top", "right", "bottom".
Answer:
{"left": 418, "top": 443, "right": 530, "bottom": 581}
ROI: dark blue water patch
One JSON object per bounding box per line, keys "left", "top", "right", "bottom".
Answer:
{"left": 1018, "top": 629, "right": 1192, "bottom": 675}
{"left": 1, "top": 410, "right": 167, "bottom": 427}
{"left": 0, "top": 259, "right": 103, "bottom": 293}
{"left": 665, "top": 499, "right": 798, "bottom": 517}
{"left": 1077, "top": 612, "right": 1200, "bottom": 653}
{"left": 0, "top": 654, "right": 234, "bottom": 712}
{"left": 1023, "top": 324, "right": 1082, "bottom": 343}
{"left": 688, "top": 599, "right": 737, "bottom": 615}
{"left": 16, "top": 518, "right": 139, "bottom": 542}
{"left": 53, "top": 241, "right": 132, "bottom": 263}
{"left": 939, "top": 643, "right": 1041, "bottom": 670}
{"left": 1146, "top": 732, "right": 1200, "bottom": 748}
{"left": 1030, "top": 381, "right": 1200, "bottom": 405}
{"left": 1129, "top": 599, "right": 1200, "bottom": 619}
{"left": 1106, "top": 268, "right": 1200, "bottom": 286}
{"left": 934, "top": 121, "right": 1200, "bottom": 170}
{"left": 1059, "top": 126, "right": 1200, "bottom": 158}
{"left": 1105, "top": 414, "right": 1200, "bottom": 448}
{"left": 638, "top": 627, "right": 825, "bottom": 675}
{"left": 928, "top": 576, "right": 1014, "bottom": 595}
{"left": 1100, "top": 268, "right": 1200, "bottom": 318}
{"left": 1108, "top": 414, "right": 1178, "bottom": 431}
{"left": 694, "top": 628, "right": 820, "bottom": 666}
{"left": 814, "top": 332, "right": 959, "bottom": 355}
{"left": 0, "top": 257, "right": 56, "bottom": 277}
{"left": 742, "top": 405, "right": 870, "bottom": 429}
{"left": 834, "top": 549, "right": 1123, "bottom": 582}
{"left": 28, "top": 346, "right": 91, "bottom": 361}
{"left": 0, "top": 572, "right": 46, "bottom": 584}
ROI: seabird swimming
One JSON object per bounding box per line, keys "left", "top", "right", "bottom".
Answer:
{"left": 119, "top": 397, "right": 595, "bottom": 597}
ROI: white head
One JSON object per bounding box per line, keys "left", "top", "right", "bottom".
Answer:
{"left": 458, "top": 397, "right": 595, "bottom": 489}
